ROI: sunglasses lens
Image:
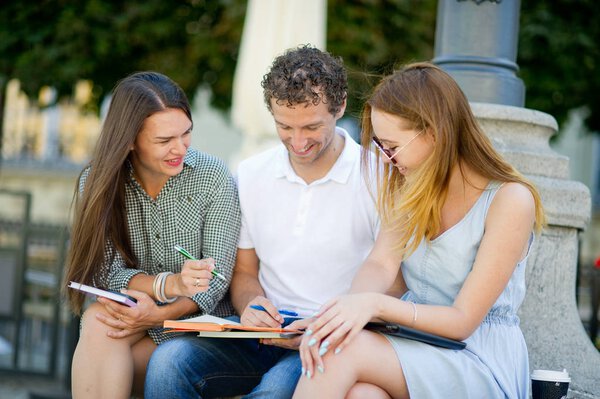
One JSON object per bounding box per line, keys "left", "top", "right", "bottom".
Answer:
{"left": 373, "top": 137, "right": 396, "bottom": 164}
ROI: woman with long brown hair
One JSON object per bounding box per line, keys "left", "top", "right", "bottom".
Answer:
{"left": 64, "top": 71, "right": 240, "bottom": 398}
{"left": 294, "top": 63, "right": 545, "bottom": 398}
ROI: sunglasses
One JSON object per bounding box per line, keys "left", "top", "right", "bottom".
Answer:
{"left": 372, "top": 131, "right": 424, "bottom": 165}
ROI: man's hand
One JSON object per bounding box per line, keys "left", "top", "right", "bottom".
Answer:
{"left": 240, "top": 296, "right": 284, "bottom": 328}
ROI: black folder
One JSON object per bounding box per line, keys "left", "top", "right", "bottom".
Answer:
{"left": 365, "top": 322, "right": 466, "bottom": 350}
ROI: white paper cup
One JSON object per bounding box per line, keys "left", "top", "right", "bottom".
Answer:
{"left": 531, "top": 369, "right": 570, "bottom": 399}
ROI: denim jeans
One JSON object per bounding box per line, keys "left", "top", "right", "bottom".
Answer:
{"left": 144, "top": 334, "right": 301, "bottom": 399}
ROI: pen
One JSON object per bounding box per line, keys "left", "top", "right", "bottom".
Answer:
{"left": 173, "top": 245, "right": 227, "bottom": 282}
{"left": 250, "top": 304, "right": 299, "bottom": 317}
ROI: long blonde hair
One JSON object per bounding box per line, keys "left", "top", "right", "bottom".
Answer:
{"left": 361, "top": 62, "right": 546, "bottom": 257}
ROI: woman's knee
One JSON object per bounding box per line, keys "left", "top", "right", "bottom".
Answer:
{"left": 79, "top": 302, "right": 112, "bottom": 339}
{"left": 323, "top": 331, "right": 398, "bottom": 382}
{"left": 79, "top": 302, "right": 144, "bottom": 348}
{"left": 318, "top": 331, "right": 378, "bottom": 376}
{"left": 346, "top": 383, "right": 391, "bottom": 399}
{"left": 333, "top": 330, "right": 383, "bottom": 359}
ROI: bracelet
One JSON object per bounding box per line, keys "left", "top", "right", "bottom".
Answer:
{"left": 161, "top": 272, "right": 177, "bottom": 303}
{"left": 159, "top": 272, "right": 177, "bottom": 303}
{"left": 154, "top": 272, "right": 177, "bottom": 303}
{"left": 152, "top": 273, "right": 161, "bottom": 301}
{"left": 409, "top": 301, "right": 417, "bottom": 326}
{"left": 153, "top": 272, "right": 167, "bottom": 302}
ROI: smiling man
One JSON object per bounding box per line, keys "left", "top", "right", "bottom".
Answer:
{"left": 145, "top": 45, "right": 380, "bottom": 399}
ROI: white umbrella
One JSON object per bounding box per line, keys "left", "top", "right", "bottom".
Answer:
{"left": 230, "top": 0, "right": 327, "bottom": 165}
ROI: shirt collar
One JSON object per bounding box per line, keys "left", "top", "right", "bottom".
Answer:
{"left": 183, "top": 147, "right": 199, "bottom": 169}
{"left": 273, "top": 127, "right": 358, "bottom": 185}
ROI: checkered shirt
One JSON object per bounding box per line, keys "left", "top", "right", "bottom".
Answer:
{"left": 80, "top": 148, "right": 241, "bottom": 344}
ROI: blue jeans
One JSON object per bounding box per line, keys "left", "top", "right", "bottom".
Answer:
{"left": 144, "top": 334, "right": 301, "bottom": 399}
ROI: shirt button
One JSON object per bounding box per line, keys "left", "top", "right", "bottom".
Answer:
{"left": 187, "top": 196, "right": 193, "bottom": 203}
{"left": 155, "top": 233, "right": 160, "bottom": 239}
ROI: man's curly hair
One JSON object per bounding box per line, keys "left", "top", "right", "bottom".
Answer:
{"left": 262, "top": 44, "right": 347, "bottom": 116}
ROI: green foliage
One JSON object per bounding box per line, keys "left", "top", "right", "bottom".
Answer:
{"left": 0, "top": 0, "right": 246, "bottom": 112}
{"left": 327, "top": 0, "right": 437, "bottom": 119}
{"left": 0, "top": 0, "right": 598, "bottom": 133}
{"left": 518, "top": 0, "right": 600, "bottom": 131}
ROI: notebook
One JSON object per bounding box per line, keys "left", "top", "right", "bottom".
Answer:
{"left": 196, "top": 330, "right": 300, "bottom": 339}
{"left": 365, "top": 322, "right": 466, "bottom": 350}
{"left": 164, "top": 314, "right": 302, "bottom": 339}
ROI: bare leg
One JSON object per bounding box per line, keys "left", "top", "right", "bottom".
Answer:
{"left": 293, "top": 331, "right": 409, "bottom": 399}
{"left": 131, "top": 335, "right": 157, "bottom": 397}
{"left": 346, "top": 383, "right": 392, "bottom": 399}
{"left": 71, "top": 302, "right": 148, "bottom": 399}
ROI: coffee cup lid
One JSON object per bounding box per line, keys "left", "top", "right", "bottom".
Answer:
{"left": 531, "top": 369, "right": 570, "bottom": 383}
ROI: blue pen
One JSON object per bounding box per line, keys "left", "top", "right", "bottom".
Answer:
{"left": 174, "top": 245, "right": 227, "bottom": 282}
{"left": 250, "top": 304, "right": 301, "bottom": 328}
{"left": 250, "top": 304, "right": 299, "bottom": 317}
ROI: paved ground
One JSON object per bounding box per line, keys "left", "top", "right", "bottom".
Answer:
{"left": 0, "top": 373, "right": 69, "bottom": 399}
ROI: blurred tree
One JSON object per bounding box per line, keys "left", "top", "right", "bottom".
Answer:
{"left": 327, "top": 0, "right": 437, "bottom": 119}
{"left": 328, "top": 0, "right": 600, "bottom": 133}
{"left": 0, "top": 0, "right": 598, "bottom": 139}
{"left": 518, "top": 0, "right": 600, "bottom": 132}
{"left": 0, "top": 0, "right": 246, "bottom": 159}
{"left": 0, "top": 0, "right": 246, "bottom": 113}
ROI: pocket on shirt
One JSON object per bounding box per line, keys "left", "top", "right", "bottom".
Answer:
{"left": 175, "top": 194, "right": 205, "bottom": 232}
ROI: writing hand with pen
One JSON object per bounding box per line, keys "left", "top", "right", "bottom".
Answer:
{"left": 173, "top": 245, "right": 227, "bottom": 297}
{"left": 172, "top": 245, "right": 227, "bottom": 297}
{"left": 242, "top": 297, "right": 310, "bottom": 350}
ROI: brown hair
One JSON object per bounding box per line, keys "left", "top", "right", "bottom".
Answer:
{"left": 361, "top": 62, "right": 546, "bottom": 256}
{"left": 261, "top": 44, "right": 347, "bottom": 116}
{"left": 64, "top": 71, "right": 191, "bottom": 314}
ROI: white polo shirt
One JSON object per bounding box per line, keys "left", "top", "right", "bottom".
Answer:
{"left": 236, "top": 127, "right": 379, "bottom": 317}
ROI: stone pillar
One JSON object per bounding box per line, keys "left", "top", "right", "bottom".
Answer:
{"left": 433, "top": 1, "right": 599, "bottom": 396}
{"left": 473, "top": 103, "right": 599, "bottom": 398}
{"left": 433, "top": 0, "right": 524, "bottom": 107}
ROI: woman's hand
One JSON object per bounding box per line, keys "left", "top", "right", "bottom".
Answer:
{"left": 95, "top": 290, "right": 161, "bottom": 338}
{"left": 299, "top": 293, "right": 378, "bottom": 378}
{"left": 262, "top": 317, "right": 314, "bottom": 350}
{"left": 171, "top": 258, "right": 215, "bottom": 297}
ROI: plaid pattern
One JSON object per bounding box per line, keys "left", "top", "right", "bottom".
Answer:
{"left": 81, "top": 148, "right": 241, "bottom": 344}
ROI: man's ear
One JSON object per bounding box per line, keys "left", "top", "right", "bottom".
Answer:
{"left": 335, "top": 96, "right": 348, "bottom": 120}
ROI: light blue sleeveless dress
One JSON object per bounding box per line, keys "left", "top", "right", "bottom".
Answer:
{"left": 385, "top": 182, "right": 531, "bottom": 398}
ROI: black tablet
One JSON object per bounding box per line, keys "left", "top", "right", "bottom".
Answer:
{"left": 365, "top": 322, "right": 466, "bottom": 350}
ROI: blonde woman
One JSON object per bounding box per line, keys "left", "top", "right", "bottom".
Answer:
{"left": 294, "top": 63, "right": 545, "bottom": 399}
